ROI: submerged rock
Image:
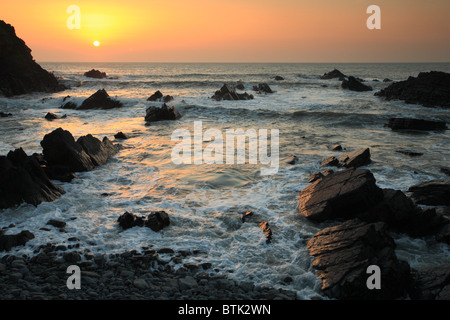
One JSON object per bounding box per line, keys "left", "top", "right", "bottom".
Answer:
{"left": 145, "top": 103, "right": 181, "bottom": 123}
{"left": 375, "top": 71, "right": 450, "bottom": 108}
{"left": 117, "top": 211, "right": 170, "bottom": 232}
{"left": 274, "top": 76, "right": 284, "bottom": 81}
{"left": 211, "top": 84, "right": 254, "bottom": 101}
{"left": 84, "top": 69, "right": 107, "bottom": 79}
{"left": 340, "top": 76, "right": 372, "bottom": 92}
{"left": 385, "top": 118, "right": 447, "bottom": 131}
{"left": 78, "top": 89, "right": 123, "bottom": 110}
{"left": 307, "top": 219, "right": 412, "bottom": 299}
{"left": 252, "top": 83, "right": 273, "bottom": 94}
{"left": 0, "top": 230, "right": 35, "bottom": 251}
{"left": 0, "top": 20, "right": 65, "bottom": 97}
{"left": 0, "top": 112, "right": 12, "bottom": 117}
{"left": 321, "top": 148, "right": 371, "bottom": 169}
{"left": 0, "top": 148, "right": 65, "bottom": 209}
{"left": 320, "top": 69, "right": 347, "bottom": 80}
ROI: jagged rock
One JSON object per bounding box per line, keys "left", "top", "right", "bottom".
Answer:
{"left": 320, "top": 69, "right": 347, "bottom": 80}
{"left": 320, "top": 156, "right": 339, "bottom": 167}
{"left": 298, "top": 168, "right": 384, "bottom": 222}
{"left": 84, "top": 69, "right": 107, "bottom": 79}
{"left": 0, "top": 20, "right": 65, "bottom": 96}
{"left": 0, "top": 148, "right": 65, "bottom": 209}
{"left": 338, "top": 148, "right": 371, "bottom": 168}
{"left": 235, "top": 83, "right": 245, "bottom": 90}
{"left": 60, "top": 102, "right": 78, "bottom": 110}
{"left": 145, "top": 103, "right": 181, "bottom": 123}
{"left": 114, "top": 132, "right": 129, "bottom": 140}
{"left": 307, "top": 219, "right": 412, "bottom": 299}
{"left": 385, "top": 118, "right": 447, "bottom": 131}
{"left": 212, "top": 84, "right": 254, "bottom": 101}
{"left": 412, "top": 264, "right": 450, "bottom": 299}
{"left": 76, "top": 135, "right": 119, "bottom": 167}
{"left": 117, "top": 211, "right": 170, "bottom": 232}
{"left": 147, "top": 90, "right": 164, "bottom": 102}
{"left": 375, "top": 71, "right": 450, "bottom": 108}
{"left": 341, "top": 76, "right": 373, "bottom": 92}
{"left": 78, "top": 89, "right": 123, "bottom": 110}
{"left": 0, "top": 230, "right": 35, "bottom": 251}
{"left": 163, "top": 95, "right": 174, "bottom": 103}
{"left": 408, "top": 180, "right": 450, "bottom": 206}
{"left": 253, "top": 83, "right": 273, "bottom": 94}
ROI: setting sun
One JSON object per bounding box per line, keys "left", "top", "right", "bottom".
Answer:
{"left": 93, "top": 40, "right": 100, "bottom": 47}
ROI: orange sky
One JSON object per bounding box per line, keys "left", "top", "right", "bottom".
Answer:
{"left": 2, "top": 0, "right": 450, "bottom": 62}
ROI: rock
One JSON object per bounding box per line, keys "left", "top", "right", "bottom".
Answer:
{"left": 63, "top": 251, "right": 81, "bottom": 263}
{"left": 114, "top": 132, "right": 129, "bottom": 140}
{"left": 383, "top": 78, "right": 393, "bottom": 82}
{"left": 306, "top": 219, "right": 412, "bottom": 299}
{"left": 337, "top": 148, "right": 371, "bottom": 168}
{"left": 0, "top": 230, "right": 34, "bottom": 251}
{"left": 320, "top": 69, "right": 347, "bottom": 80}
{"left": 0, "top": 20, "right": 65, "bottom": 97}
{"left": 145, "top": 103, "right": 181, "bottom": 123}
{"left": 145, "top": 211, "right": 170, "bottom": 232}
{"left": 375, "top": 71, "right": 450, "bottom": 108}
{"left": 327, "top": 144, "right": 342, "bottom": 151}
{"left": 441, "top": 167, "right": 450, "bottom": 177}
{"left": 40, "top": 128, "right": 96, "bottom": 172}
{"left": 83, "top": 69, "right": 107, "bottom": 79}
{"left": 43, "top": 165, "right": 78, "bottom": 182}
{"left": 60, "top": 102, "right": 78, "bottom": 110}
{"left": 178, "top": 276, "right": 198, "bottom": 291}
{"left": 396, "top": 150, "right": 423, "bottom": 157}
{"left": 0, "top": 148, "right": 65, "bottom": 209}
{"left": 77, "top": 135, "right": 119, "bottom": 167}
{"left": 408, "top": 180, "right": 450, "bottom": 206}
{"left": 163, "top": 95, "right": 174, "bottom": 103}
{"left": 412, "top": 264, "right": 450, "bottom": 299}
{"left": 235, "top": 83, "right": 245, "bottom": 90}
{"left": 0, "top": 112, "right": 13, "bottom": 117}
{"left": 252, "top": 83, "right": 273, "bottom": 94}
{"left": 46, "top": 219, "right": 66, "bottom": 229}
{"left": 340, "top": 76, "right": 373, "bottom": 92}
{"left": 211, "top": 84, "right": 254, "bottom": 101}
{"left": 44, "top": 112, "right": 65, "bottom": 121}
{"left": 284, "top": 155, "right": 298, "bottom": 165}
{"left": 241, "top": 211, "right": 254, "bottom": 223}
{"left": 258, "top": 222, "right": 272, "bottom": 244}
{"left": 274, "top": 76, "right": 284, "bottom": 81}
{"left": 309, "top": 172, "right": 324, "bottom": 183}
{"left": 78, "top": 89, "right": 123, "bottom": 110}
{"left": 320, "top": 156, "right": 339, "bottom": 167}
{"left": 133, "top": 278, "right": 149, "bottom": 289}
{"left": 386, "top": 118, "right": 447, "bottom": 131}
{"left": 298, "top": 168, "right": 383, "bottom": 221}
{"left": 117, "top": 211, "right": 144, "bottom": 230}
{"left": 147, "top": 90, "right": 164, "bottom": 102}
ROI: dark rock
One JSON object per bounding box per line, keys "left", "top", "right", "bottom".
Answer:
{"left": 145, "top": 211, "right": 170, "bottom": 232}
{"left": 44, "top": 112, "right": 60, "bottom": 121}
{"left": 163, "top": 95, "right": 174, "bottom": 103}
{"left": 241, "top": 211, "right": 254, "bottom": 223}
{"left": 320, "top": 69, "right": 347, "bottom": 80}
{"left": 0, "top": 112, "right": 12, "bottom": 117}
{"left": 0, "top": 148, "right": 65, "bottom": 209}
{"left": 441, "top": 167, "right": 450, "bottom": 177}
{"left": 412, "top": 264, "right": 450, "bottom": 299}
{"left": 383, "top": 78, "right": 393, "bottom": 82}
{"left": 60, "top": 102, "right": 78, "bottom": 110}
{"left": 77, "top": 135, "right": 119, "bottom": 167}
{"left": 385, "top": 118, "right": 447, "bottom": 131}
{"left": 408, "top": 180, "right": 450, "bottom": 206}
{"left": 212, "top": 84, "right": 254, "bottom": 101}
{"left": 375, "top": 71, "right": 450, "bottom": 108}
{"left": 46, "top": 219, "right": 66, "bottom": 229}
{"left": 0, "top": 230, "right": 34, "bottom": 251}
{"left": 320, "top": 156, "right": 339, "bottom": 167}
{"left": 258, "top": 222, "right": 272, "bottom": 244}
{"left": 341, "top": 76, "right": 373, "bottom": 92}
{"left": 309, "top": 172, "right": 323, "bottom": 183}
{"left": 274, "top": 76, "right": 284, "bottom": 81}
{"left": 396, "top": 150, "right": 423, "bottom": 157}
{"left": 0, "top": 20, "right": 65, "bottom": 97}
{"left": 117, "top": 212, "right": 144, "bottom": 230}
{"left": 145, "top": 103, "right": 181, "bottom": 123}
{"left": 63, "top": 251, "right": 81, "bottom": 263}
{"left": 307, "top": 219, "right": 412, "bottom": 299}
{"left": 78, "top": 89, "right": 123, "bottom": 110}
{"left": 235, "top": 83, "right": 245, "bottom": 90}
{"left": 298, "top": 168, "right": 384, "bottom": 222}
{"left": 338, "top": 148, "right": 371, "bottom": 168}
{"left": 40, "top": 128, "right": 95, "bottom": 172}
{"left": 285, "top": 155, "right": 298, "bottom": 165}
{"left": 83, "top": 69, "right": 107, "bottom": 79}
{"left": 43, "top": 165, "right": 78, "bottom": 182}
{"left": 147, "top": 90, "right": 164, "bottom": 102}
{"left": 327, "top": 144, "right": 342, "bottom": 151}
{"left": 114, "top": 132, "right": 129, "bottom": 140}
{"left": 253, "top": 83, "right": 273, "bottom": 94}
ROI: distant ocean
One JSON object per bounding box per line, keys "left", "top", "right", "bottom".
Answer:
{"left": 1, "top": 62, "right": 449, "bottom": 299}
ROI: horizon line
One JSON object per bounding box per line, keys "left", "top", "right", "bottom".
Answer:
{"left": 37, "top": 61, "right": 450, "bottom": 64}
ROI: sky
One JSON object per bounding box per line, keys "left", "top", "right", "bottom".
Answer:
{"left": 1, "top": 0, "right": 450, "bottom": 62}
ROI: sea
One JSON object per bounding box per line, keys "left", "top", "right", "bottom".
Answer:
{"left": 0, "top": 62, "right": 449, "bottom": 299}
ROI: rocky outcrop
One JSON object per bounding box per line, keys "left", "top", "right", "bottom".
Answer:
{"left": 0, "top": 230, "right": 35, "bottom": 251}
{"left": 0, "top": 20, "right": 65, "bottom": 97}
{"left": 84, "top": 69, "right": 107, "bottom": 79}
{"left": 412, "top": 264, "right": 450, "bottom": 300}
{"left": 341, "top": 76, "right": 372, "bottom": 92}
{"left": 307, "top": 219, "right": 412, "bottom": 299}
{"left": 321, "top": 148, "right": 371, "bottom": 168}
{"left": 211, "top": 84, "right": 254, "bottom": 101}
{"left": 252, "top": 83, "right": 273, "bottom": 94}
{"left": 320, "top": 69, "right": 346, "bottom": 80}
{"left": 145, "top": 103, "right": 182, "bottom": 123}
{"left": 375, "top": 71, "right": 450, "bottom": 108}
{"left": 298, "top": 168, "right": 384, "bottom": 222}
{"left": 78, "top": 89, "right": 123, "bottom": 110}
{"left": 117, "top": 211, "right": 170, "bottom": 232}
{"left": 408, "top": 180, "right": 450, "bottom": 206}
{"left": 147, "top": 90, "right": 163, "bottom": 102}
{"left": 0, "top": 148, "right": 65, "bottom": 209}
{"left": 385, "top": 118, "right": 447, "bottom": 131}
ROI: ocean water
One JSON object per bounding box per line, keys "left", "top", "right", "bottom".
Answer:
{"left": 1, "top": 62, "right": 450, "bottom": 299}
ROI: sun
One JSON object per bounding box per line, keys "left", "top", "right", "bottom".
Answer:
{"left": 93, "top": 41, "right": 100, "bottom": 47}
